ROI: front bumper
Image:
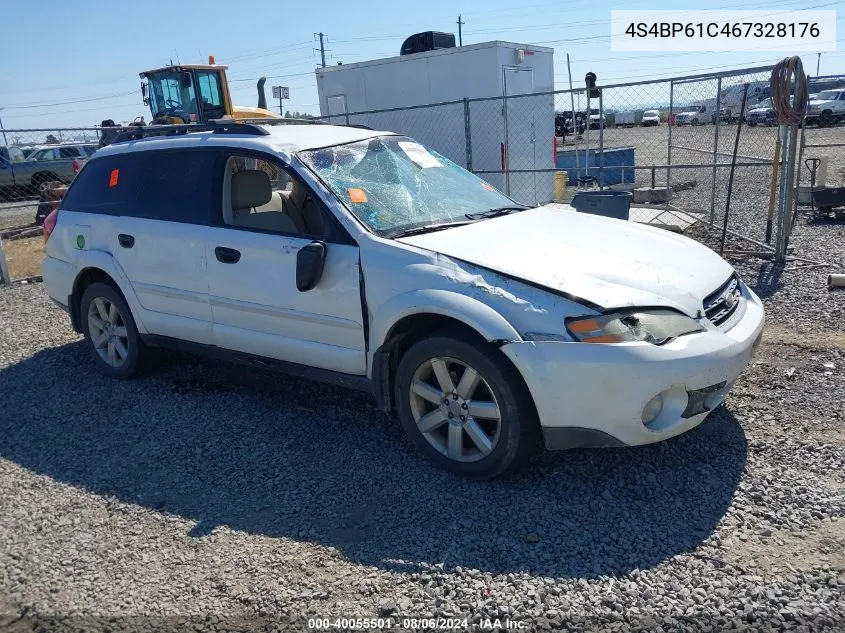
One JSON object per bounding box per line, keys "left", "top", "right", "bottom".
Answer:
{"left": 501, "top": 288, "right": 765, "bottom": 450}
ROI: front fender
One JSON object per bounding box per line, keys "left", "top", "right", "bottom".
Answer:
{"left": 73, "top": 250, "right": 149, "bottom": 334}
{"left": 368, "top": 288, "right": 522, "bottom": 365}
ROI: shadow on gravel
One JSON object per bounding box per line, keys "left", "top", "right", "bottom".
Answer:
{"left": 747, "top": 262, "right": 785, "bottom": 300}
{"left": 0, "top": 343, "right": 747, "bottom": 579}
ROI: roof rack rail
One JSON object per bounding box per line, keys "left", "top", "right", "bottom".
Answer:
{"left": 110, "top": 120, "right": 270, "bottom": 145}
{"left": 232, "top": 116, "right": 327, "bottom": 126}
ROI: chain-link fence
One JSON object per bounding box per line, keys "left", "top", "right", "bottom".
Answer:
{"left": 2, "top": 65, "right": 843, "bottom": 282}
{"left": 796, "top": 75, "right": 845, "bottom": 220}
{"left": 0, "top": 126, "right": 108, "bottom": 283}
{"left": 318, "top": 64, "right": 845, "bottom": 255}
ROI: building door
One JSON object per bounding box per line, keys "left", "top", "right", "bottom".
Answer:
{"left": 503, "top": 67, "right": 536, "bottom": 204}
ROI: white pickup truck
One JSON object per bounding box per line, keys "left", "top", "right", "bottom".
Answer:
{"left": 675, "top": 104, "right": 711, "bottom": 126}
{"left": 806, "top": 88, "right": 845, "bottom": 127}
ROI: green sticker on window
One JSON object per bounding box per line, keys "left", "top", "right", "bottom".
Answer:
{"left": 76, "top": 234, "right": 85, "bottom": 249}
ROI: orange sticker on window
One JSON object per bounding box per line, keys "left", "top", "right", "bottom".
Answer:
{"left": 348, "top": 188, "right": 368, "bottom": 203}
{"left": 109, "top": 169, "right": 119, "bottom": 188}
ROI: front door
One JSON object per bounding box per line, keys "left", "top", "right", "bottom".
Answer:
{"left": 206, "top": 151, "right": 366, "bottom": 375}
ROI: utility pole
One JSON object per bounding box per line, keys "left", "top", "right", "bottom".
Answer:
{"left": 0, "top": 109, "right": 8, "bottom": 150}
{"left": 457, "top": 15, "right": 465, "bottom": 46}
{"left": 315, "top": 33, "right": 327, "bottom": 68}
{"left": 816, "top": 52, "right": 821, "bottom": 76}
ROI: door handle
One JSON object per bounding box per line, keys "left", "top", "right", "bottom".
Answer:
{"left": 117, "top": 234, "right": 134, "bottom": 248}
{"left": 215, "top": 246, "right": 241, "bottom": 264}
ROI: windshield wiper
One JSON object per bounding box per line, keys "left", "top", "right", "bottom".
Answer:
{"left": 390, "top": 221, "right": 474, "bottom": 239}
{"left": 465, "top": 205, "right": 530, "bottom": 220}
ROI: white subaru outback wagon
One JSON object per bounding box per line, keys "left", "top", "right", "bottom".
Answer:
{"left": 42, "top": 122, "right": 764, "bottom": 478}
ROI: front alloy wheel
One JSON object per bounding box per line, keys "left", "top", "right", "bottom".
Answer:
{"left": 409, "top": 356, "right": 501, "bottom": 462}
{"left": 395, "top": 333, "right": 539, "bottom": 478}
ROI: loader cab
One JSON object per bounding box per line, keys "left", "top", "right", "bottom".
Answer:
{"left": 141, "top": 64, "right": 231, "bottom": 124}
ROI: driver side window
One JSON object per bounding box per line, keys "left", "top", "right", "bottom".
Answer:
{"left": 219, "top": 153, "right": 348, "bottom": 243}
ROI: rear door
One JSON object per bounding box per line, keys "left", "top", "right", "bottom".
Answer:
{"left": 89, "top": 149, "right": 217, "bottom": 343}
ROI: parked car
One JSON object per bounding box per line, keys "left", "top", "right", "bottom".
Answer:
{"left": 675, "top": 105, "right": 711, "bottom": 126}
{"left": 41, "top": 123, "right": 765, "bottom": 478}
{"left": 716, "top": 108, "right": 737, "bottom": 124}
{"left": 1, "top": 146, "right": 60, "bottom": 195}
{"left": 587, "top": 109, "right": 605, "bottom": 130}
{"left": 806, "top": 88, "right": 845, "bottom": 127}
{"left": 2, "top": 143, "right": 97, "bottom": 195}
{"left": 641, "top": 110, "right": 660, "bottom": 126}
{"left": 745, "top": 98, "right": 777, "bottom": 127}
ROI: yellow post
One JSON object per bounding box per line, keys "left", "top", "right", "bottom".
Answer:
{"left": 554, "top": 171, "right": 568, "bottom": 201}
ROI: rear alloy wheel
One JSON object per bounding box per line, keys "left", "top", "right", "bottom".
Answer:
{"left": 80, "top": 282, "right": 147, "bottom": 379}
{"left": 88, "top": 297, "right": 130, "bottom": 368}
{"left": 395, "top": 334, "right": 538, "bottom": 479}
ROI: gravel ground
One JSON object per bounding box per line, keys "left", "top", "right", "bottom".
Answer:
{"left": 0, "top": 202, "right": 37, "bottom": 231}
{"left": 1, "top": 216, "right": 844, "bottom": 631}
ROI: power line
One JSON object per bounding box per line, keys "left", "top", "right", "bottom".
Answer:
{"left": 3, "top": 90, "right": 137, "bottom": 110}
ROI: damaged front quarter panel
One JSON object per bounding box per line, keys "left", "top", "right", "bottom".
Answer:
{"left": 365, "top": 243, "right": 600, "bottom": 353}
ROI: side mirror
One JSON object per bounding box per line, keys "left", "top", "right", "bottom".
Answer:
{"left": 181, "top": 72, "right": 192, "bottom": 89}
{"left": 296, "top": 241, "right": 327, "bottom": 292}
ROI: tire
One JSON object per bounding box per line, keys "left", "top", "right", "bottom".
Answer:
{"left": 394, "top": 332, "right": 539, "bottom": 479}
{"left": 79, "top": 281, "right": 148, "bottom": 379}
{"left": 819, "top": 110, "right": 834, "bottom": 128}
{"left": 748, "top": 121, "right": 757, "bottom": 127}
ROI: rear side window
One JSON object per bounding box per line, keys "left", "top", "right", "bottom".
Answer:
{"left": 60, "top": 154, "right": 141, "bottom": 216}
{"left": 133, "top": 150, "right": 217, "bottom": 223}
{"left": 61, "top": 149, "right": 218, "bottom": 223}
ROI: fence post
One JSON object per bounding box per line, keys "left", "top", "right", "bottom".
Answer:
{"left": 0, "top": 235, "right": 10, "bottom": 286}
{"left": 667, "top": 80, "right": 674, "bottom": 195}
{"left": 502, "top": 95, "right": 510, "bottom": 195}
{"left": 710, "top": 76, "right": 722, "bottom": 224}
{"left": 785, "top": 119, "right": 807, "bottom": 253}
{"left": 344, "top": 111, "right": 350, "bottom": 126}
{"left": 598, "top": 87, "right": 605, "bottom": 190}
{"left": 585, "top": 91, "right": 591, "bottom": 178}
{"left": 463, "top": 97, "right": 473, "bottom": 171}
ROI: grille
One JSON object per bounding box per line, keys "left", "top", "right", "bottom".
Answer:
{"left": 703, "top": 275, "right": 742, "bottom": 327}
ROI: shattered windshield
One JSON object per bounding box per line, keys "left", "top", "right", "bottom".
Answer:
{"left": 298, "top": 136, "right": 519, "bottom": 237}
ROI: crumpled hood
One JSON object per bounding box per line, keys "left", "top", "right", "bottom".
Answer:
{"left": 397, "top": 206, "right": 735, "bottom": 317}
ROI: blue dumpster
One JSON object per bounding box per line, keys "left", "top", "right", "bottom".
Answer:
{"left": 555, "top": 146, "right": 635, "bottom": 187}
{"left": 571, "top": 190, "right": 632, "bottom": 221}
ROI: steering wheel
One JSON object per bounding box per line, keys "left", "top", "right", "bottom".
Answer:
{"left": 165, "top": 98, "right": 181, "bottom": 108}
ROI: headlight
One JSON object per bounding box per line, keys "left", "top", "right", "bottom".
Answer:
{"left": 809, "top": 106, "right": 820, "bottom": 112}
{"left": 566, "top": 309, "right": 703, "bottom": 345}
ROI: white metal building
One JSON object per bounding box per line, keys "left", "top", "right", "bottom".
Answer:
{"left": 315, "top": 41, "right": 555, "bottom": 205}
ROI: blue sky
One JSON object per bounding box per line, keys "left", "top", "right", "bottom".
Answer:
{"left": 0, "top": 0, "right": 841, "bottom": 130}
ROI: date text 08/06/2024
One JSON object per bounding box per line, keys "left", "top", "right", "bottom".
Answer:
{"left": 307, "top": 617, "right": 528, "bottom": 630}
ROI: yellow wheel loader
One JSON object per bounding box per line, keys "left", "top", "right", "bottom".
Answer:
{"left": 141, "top": 56, "right": 279, "bottom": 124}
{"left": 99, "top": 56, "right": 280, "bottom": 146}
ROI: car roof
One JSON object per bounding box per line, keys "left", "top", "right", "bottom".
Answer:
{"left": 95, "top": 124, "right": 395, "bottom": 160}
